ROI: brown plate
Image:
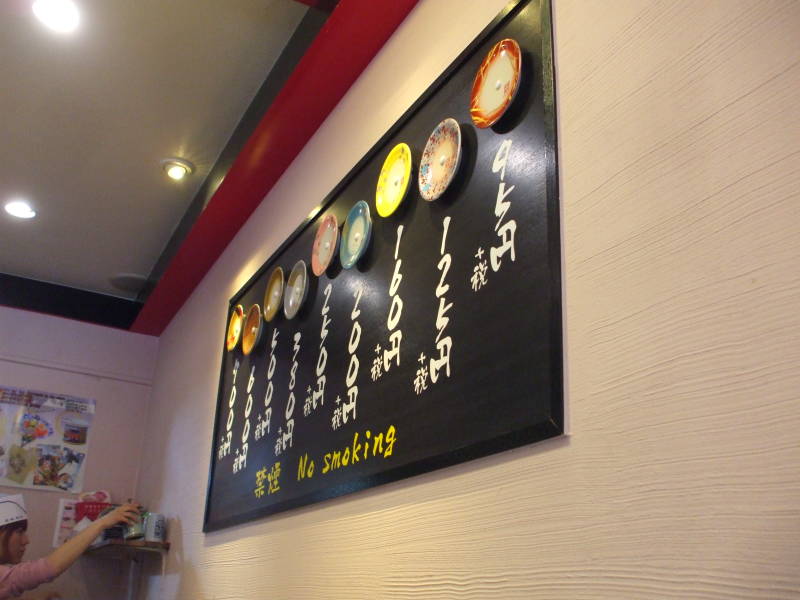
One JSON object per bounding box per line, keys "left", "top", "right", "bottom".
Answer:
{"left": 242, "top": 304, "right": 263, "bottom": 356}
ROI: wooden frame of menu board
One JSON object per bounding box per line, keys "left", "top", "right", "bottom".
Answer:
{"left": 203, "top": 0, "right": 561, "bottom": 532}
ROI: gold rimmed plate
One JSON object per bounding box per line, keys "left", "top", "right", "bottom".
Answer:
{"left": 263, "top": 266, "right": 284, "bottom": 322}
{"left": 470, "top": 38, "right": 521, "bottom": 129}
{"left": 419, "top": 118, "right": 461, "bottom": 201}
{"left": 375, "top": 142, "right": 412, "bottom": 217}
{"left": 242, "top": 304, "right": 263, "bottom": 356}
{"left": 226, "top": 305, "right": 244, "bottom": 352}
{"left": 311, "top": 214, "right": 339, "bottom": 276}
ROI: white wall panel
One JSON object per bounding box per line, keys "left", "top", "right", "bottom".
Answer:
{"left": 0, "top": 306, "right": 158, "bottom": 599}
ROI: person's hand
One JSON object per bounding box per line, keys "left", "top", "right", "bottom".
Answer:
{"left": 98, "top": 502, "right": 141, "bottom": 529}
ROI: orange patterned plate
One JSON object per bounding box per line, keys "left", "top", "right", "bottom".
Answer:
{"left": 469, "top": 38, "right": 521, "bottom": 129}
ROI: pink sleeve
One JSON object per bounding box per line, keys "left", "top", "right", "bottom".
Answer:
{"left": 0, "top": 558, "right": 57, "bottom": 598}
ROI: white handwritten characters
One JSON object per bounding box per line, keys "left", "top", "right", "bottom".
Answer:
{"left": 415, "top": 217, "right": 454, "bottom": 392}
{"left": 430, "top": 216, "right": 454, "bottom": 383}
{"left": 276, "top": 332, "right": 301, "bottom": 456}
{"left": 470, "top": 247, "right": 488, "bottom": 292}
{"left": 470, "top": 139, "right": 517, "bottom": 291}
{"left": 413, "top": 352, "right": 429, "bottom": 395}
{"left": 376, "top": 225, "right": 405, "bottom": 380}
{"left": 306, "top": 283, "right": 333, "bottom": 415}
{"left": 274, "top": 428, "right": 283, "bottom": 455}
{"left": 255, "top": 329, "right": 279, "bottom": 441}
{"left": 490, "top": 139, "right": 516, "bottom": 272}
{"left": 337, "top": 285, "right": 363, "bottom": 429}
{"left": 371, "top": 344, "right": 383, "bottom": 382}
{"left": 233, "top": 365, "right": 256, "bottom": 474}
{"left": 218, "top": 358, "right": 240, "bottom": 460}
{"left": 332, "top": 395, "right": 343, "bottom": 431}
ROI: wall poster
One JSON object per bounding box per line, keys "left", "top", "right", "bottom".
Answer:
{"left": 0, "top": 386, "right": 94, "bottom": 493}
{"left": 204, "top": 0, "right": 562, "bottom": 531}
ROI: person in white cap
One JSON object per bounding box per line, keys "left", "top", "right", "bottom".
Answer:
{"left": 0, "top": 494, "right": 140, "bottom": 599}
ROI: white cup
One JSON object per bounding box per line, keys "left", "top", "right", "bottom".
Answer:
{"left": 144, "top": 513, "right": 166, "bottom": 542}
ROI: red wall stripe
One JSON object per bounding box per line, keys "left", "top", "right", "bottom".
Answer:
{"left": 131, "top": 0, "right": 419, "bottom": 336}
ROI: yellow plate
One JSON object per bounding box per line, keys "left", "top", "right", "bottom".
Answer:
{"left": 226, "top": 305, "right": 244, "bottom": 352}
{"left": 375, "top": 142, "right": 412, "bottom": 217}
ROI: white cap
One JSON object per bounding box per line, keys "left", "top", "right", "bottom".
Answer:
{"left": 0, "top": 495, "right": 27, "bottom": 526}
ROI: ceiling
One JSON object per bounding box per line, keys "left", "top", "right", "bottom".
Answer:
{"left": 0, "top": 0, "right": 314, "bottom": 312}
{"left": 0, "top": 0, "right": 420, "bottom": 334}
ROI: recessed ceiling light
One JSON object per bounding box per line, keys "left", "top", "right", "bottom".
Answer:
{"left": 32, "top": 0, "right": 80, "bottom": 34}
{"left": 4, "top": 199, "right": 37, "bottom": 220}
{"left": 161, "top": 158, "right": 195, "bottom": 181}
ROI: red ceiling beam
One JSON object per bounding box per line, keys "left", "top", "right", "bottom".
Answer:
{"left": 132, "top": 0, "right": 419, "bottom": 336}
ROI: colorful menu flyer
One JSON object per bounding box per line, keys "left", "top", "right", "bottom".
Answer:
{"left": 0, "top": 386, "right": 94, "bottom": 493}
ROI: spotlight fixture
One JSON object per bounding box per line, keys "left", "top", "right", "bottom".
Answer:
{"left": 32, "top": 0, "right": 80, "bottom": 34}
{"left": 4, "top": 199, "right": 37, "bottom": 219}
{"left": 161, "top": 157, "right": 195, "bottom": 181}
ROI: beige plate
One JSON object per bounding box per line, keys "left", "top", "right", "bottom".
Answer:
{"left": 263, "top": 267, "right": 285, "bottom": 322}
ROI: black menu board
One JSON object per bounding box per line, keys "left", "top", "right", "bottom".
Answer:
{"left": 203, "top": 0, "right": 561, "bottom": 532}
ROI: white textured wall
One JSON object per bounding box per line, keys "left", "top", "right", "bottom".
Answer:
{"left": 0, "top": 305, "right": 158, "bottom": 599}
{"left": 136, "top": 1, "right": 800, "bottom": 598}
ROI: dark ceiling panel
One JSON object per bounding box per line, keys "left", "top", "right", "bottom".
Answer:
{"left": 0, "top": 273, "right": 142, "bottom": 330}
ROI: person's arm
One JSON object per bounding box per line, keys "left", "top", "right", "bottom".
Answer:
{"left": 45, "top": 503, "right": 140, "bottom": 576}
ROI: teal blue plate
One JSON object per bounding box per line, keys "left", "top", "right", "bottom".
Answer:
{"left": 340, "top": 201, "right": 372, "bottom": 269}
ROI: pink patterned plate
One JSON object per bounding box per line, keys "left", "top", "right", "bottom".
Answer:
{"left": 311, "top": 214, "right": 339, "bottom": 276}
{"left": 419, "top": 118, "right": 461, "bottom": 201}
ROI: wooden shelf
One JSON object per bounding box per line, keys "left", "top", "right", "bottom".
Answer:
{"left": 85, "top": 539, "right": 170, "bottom": 560}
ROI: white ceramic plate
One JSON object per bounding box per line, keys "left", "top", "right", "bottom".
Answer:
{"left": 284, "top": 259, "right": 309, "bottom": 319}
